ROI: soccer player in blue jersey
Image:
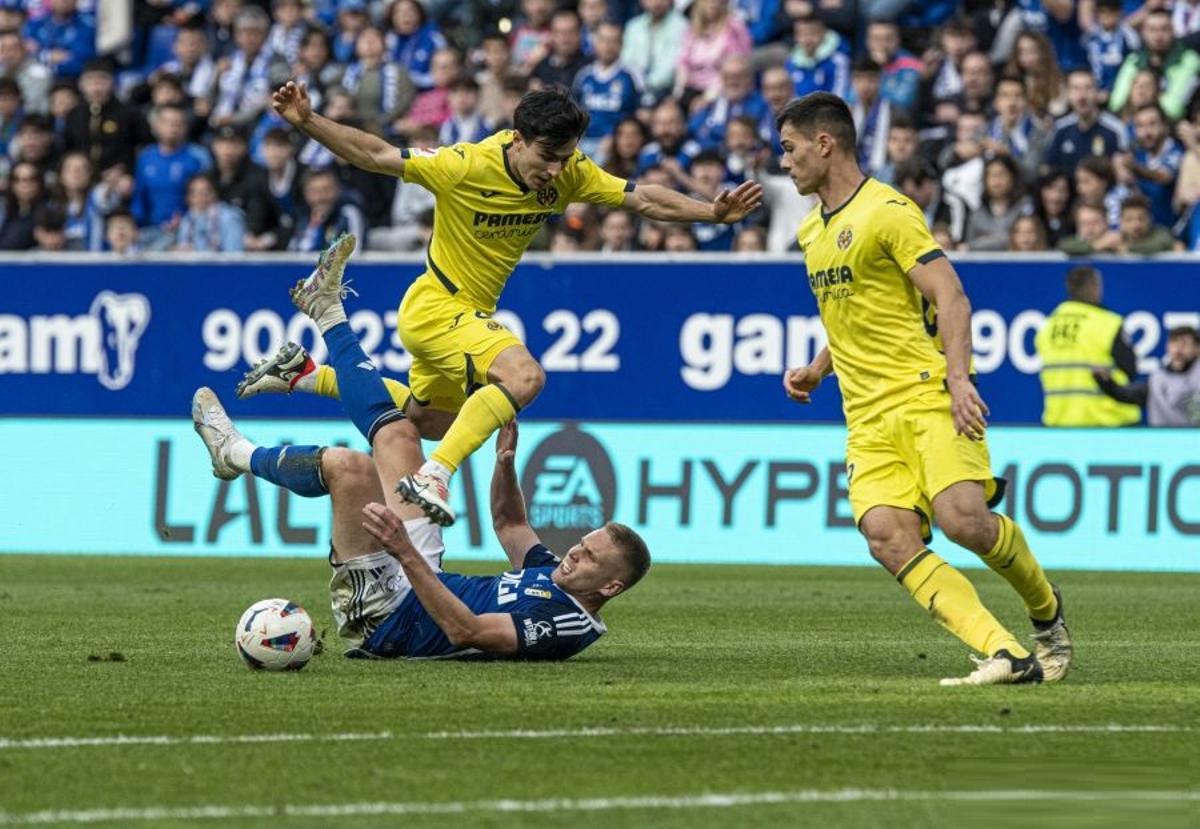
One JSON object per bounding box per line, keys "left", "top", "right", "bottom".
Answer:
{"left": 192, "top": 245, "right": 649, "bottom": 660}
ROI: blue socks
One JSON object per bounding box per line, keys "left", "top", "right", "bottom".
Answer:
{"left": 321, "top": 322, "right": 405, "bottom": 443}
{"left": 250, "top": 445, "right": 328, "bottom": 497}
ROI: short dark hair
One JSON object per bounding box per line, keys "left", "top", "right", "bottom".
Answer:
{"left": 1078, "top": 155, "right": 1115, "bottom": 186}
{"left": 513, "top": 86, "right": 590, "bottom": 148}
{"left": 1135, "top": 102, "right": 1167, "bottom": 122}
{"left": 889, "top": 113, "right": 915, "bottom": 133}
{"left": 34, "top": 205, "right": 66, "bottom": 231}
{"left": 895, "top": 160, "right": 937, "bottom": 187}
{"left": 1120, "top": 193, "right": 1151, "bottom": 214}
{"left": 995, "top": 74, "right": 1025, "bottom": 93}
{"left": 1066, "top": 266, "right": 1100, "bottom": 297}
{"left": 775, "top": 92, "right": 857, "bottom": 153}
{"left": 1167, "top": 325, "right": 1199, "bottom": 343}
{"left": 605, "top": 522, "right": 650, "bottom": 590}
{"left": 852, "top": 56, "right": 881, "bottom": 75}
{"left": 449, "top": 76, "right": 479, "bottom": 94}
{"left": 0, "top": 77, "right": 19, "bottom": 97}
{"left": 1096, "top": 0, "right": 1122, "bottom": 10}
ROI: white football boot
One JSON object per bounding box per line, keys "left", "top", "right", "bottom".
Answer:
{"left": 191, "top": 387, "right": 244, "bottom": 481}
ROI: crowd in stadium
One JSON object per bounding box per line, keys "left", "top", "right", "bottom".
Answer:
{"left": 1, "top": 0, "right": 1199, "bottom": 255}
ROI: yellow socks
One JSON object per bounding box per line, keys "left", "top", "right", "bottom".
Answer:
{"left": 313, "top": 366, "right": 411, "bottom": 411}
{"left": 429, "top": 384, "right": 518, "bottom": 474}
{"left": 898, "top": 549, "right": 1028, "bottom": 658}
{"left": 979, "top": 514, "right": 1057, "bottom": 622}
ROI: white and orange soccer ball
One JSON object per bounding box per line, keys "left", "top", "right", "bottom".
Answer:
{"left": 234, "top": 598, "right": 317, "bottom": 671}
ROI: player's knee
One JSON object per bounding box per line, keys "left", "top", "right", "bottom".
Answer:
{"left": 863, "top": 526, "right": 919, "bottom": 570}
{"left": 408, "top": 407, "right": 450, "bottom": 440}
{"left": 321, "top": 447, "right": 374, "bottom": 489}
{"left": 940, "top": 508, "right": 994, "bottom": 553}
{"left": 505, "top": 361, "right": 545, "bottom": 405}
{"left": 373, "top": 419, "right": 423, "bottom": 456}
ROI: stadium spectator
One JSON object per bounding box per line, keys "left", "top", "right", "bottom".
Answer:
{"left": 52, "top": 149, "right": 101, "bottom": 250}
{"left": 959, "top": 51, "right": 995, "bottom": 115}
{"left": 206, "top": 0, "right": 241, "bottom": 60}
{"left": 785, "top": 14, "right": 850, "bottom": 101}
{"left": 621, "top": 0, "right": 687, "bottom": 104}
{"left": 687, "top": 55, "right": 773, "bottom": 153}
{"left": 1115, "top": 66, "right": 1162, "bottom": 123}
{"left": 1086, "top": 0, "right": 1141, "bottom": 96}
{"left": 732, "top": 224, "right": 766, "bottom": 251}
{"left": 1114, "top": 192, "right": 1178, "bottom": 253}
{"left": 875, "top": 115, "right": 917, "bottom": 183}
{"left": 674, "top": 0, "right": 751, "bottom": 110}
{"left": 549, "top": 225, "right": 583, "bottom": 251}
{"left": 895, "top": 159, "right": 969, "bottom": 243}
{"left": 603, "top": 116, "right": 647, "bottom": 179}
{"left": 1005, "top": 31, "right": 1064, "bottom": 118}
{"left": 599, "top": 208, "right": 636, "bottom": 252}
{"left": 1057, "top": 201, "right": 1120, "bottom": 254}
{"left": 864, "top": 20, "right": 922, "bottom": 112}
{"left": 984, "top": 75, "right": 1048, "bottom": 181}
{"left": 0, "top": 27, "right": 51, "bottom": 113}
{"left": 248, "top": 129, "right": 295, "bottom": 251}
{"left": 152, "top": 23, "right": 218, "bottom": 119}
{"left": 1174, "top": 0, "right": 1200, "bottom": 38}
{"left": 63, "top": 58, "right": 150, "bottom": 172}
{"left": 368, "top": 123, "right": 437, "bottom": 252}
{"left": 1108, "top": 8, "right": 1200, "bottom": 120}
{"left": 440, "top": 77, "right": 492, "bottom": 146}
{"left": 292, "top": 27, "right": 339, "bottom": 115}
{"left": 1074, "top": 155, "right": 1127, "bottom": 228}
{"left": 1094, "top": 325, "right": 1200, "bottom": 426}
{"left": 759, "top": 64, "right": 793, "bottom": 114}
{"left": 1174, "top": 110, "right": 1200, "bottom": 216}
{"left": 1018, "top": 0, "right": 1088, "bottom": 73}
{"left": 289, "top": 167, "right": 365, "bottom": 253}
{"left": 940, "top": 109, "right": 988, "bottom": 212}
{"left": 211, "top": 7, "right": 289, "bottom": 130}
{"left": 1008, "top": 213, "right": 1049, "bottom": 251}
{"left": 1031, "top": 169, "right": 1075, "bottom": 247}
{"left": 1117, "top": 103, "right": 1183, "bottom": 228}
{"left": 848, "top": 58, "right": 891, "bottom": 176}
{"left": 9, "top": 112, "right": 55, "bottom": 169}
{"left": 393, "top": 47, "right": 458, "bottom": 135}
{"left": 104, "top": 208, "right": 139, "bottom": 255}
{"left": 1043, "top": 69, "right": 1128, "bottom": 174}
{"left": 638, "top": 217, "right": 667, "bottom": 250}
{"left": 342, "top": 26, "right": 415, "bottom": 138}
{"left": 31, "top": 204, "right": 66, "bottom": 250}
{"left": 47, "top": 76, "right": 77, "bottom": 139}
{"left": 918, "top": 17, "right": 975, "bottom": 104}
{"left": 964, "top": 155, "right": 1030, "bottom": 251}
{"left": 475, "top": 31, "right": 517, "bottom": 127}
{"left": 663, "top": 223, "right": 698, "bottom": 251}
{"left": 173, "top": 173, "right": 245, "bottom": 252}
{"left": 511, "top": 0, "right": 555, "bottom": 75}
{"left": 573, "top": 21, "right": 640, "bottom": 161}
{"left": 385, "top": 0, "right": 448, "bottom": 91}
{"left": 210, "top": 124, "right": 276, "bottom": 249}
{"left": 0, "top": 75, "right": 19, "bottom": 158}
{"left": 722, "top": 115, "right": 766, "bottom": 179}
{"left": 531, "top": 9, "right": 587, "bottom": 92}
{"left": 636, "top": 97, "right": 701, "bottom": 186}
{"left": 267, "top": 0, "right": 307, "bottom": 67}
{"left": 23, "top": 0, "right": 95, "bottom": 78}
{"left": 330, "top": 0, "right": 369, "bottom": 65}
{"left": 1035, "top": 265, "right": 1141, "bottom": 427}
{"left": 132, "top": 103, "right": 213, "bottom": 247}
{"left": 687, "top": 150, "right": 737, "bottom": 250}
{"left": 0, "top": 160, "right": 43, "bottom": 249}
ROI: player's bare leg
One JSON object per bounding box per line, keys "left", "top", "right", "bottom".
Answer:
{"left": 933, "top": 481, "right": 1073, "bottom": 681}
{"left": 398, "top": 344, "right": 541, "bottom": 525}
{"left": 860, "top": 505, "right": 1042, "bottom": 686}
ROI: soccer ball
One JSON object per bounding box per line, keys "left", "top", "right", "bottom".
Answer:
{"left": 234, "top": 598, "right": 317, "bottom": 671}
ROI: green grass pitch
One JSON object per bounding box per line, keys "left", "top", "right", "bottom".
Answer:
{"left": 0, "top": 555, "right": 1196, "bottom": 828}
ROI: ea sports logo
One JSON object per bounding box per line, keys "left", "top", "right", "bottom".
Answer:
{"left": 520, "top": 425, "right": 616, "bottom": 553}
{"left": 536, "top": 185, "right": 559, "bottom": 207}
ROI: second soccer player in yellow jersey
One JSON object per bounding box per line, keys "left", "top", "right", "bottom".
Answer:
{"left": 270, "top": 82, "right": 762, "bottom": 526}
{"left": 777, "top": 93, "right": 1074, "bottom": 686}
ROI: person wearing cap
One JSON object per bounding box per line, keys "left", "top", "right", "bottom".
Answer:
{"left": 63, "top": 57, "right": 151, "bottom": 171}
{"left": 22, "top": 0, "right": 95, "bottom": 79}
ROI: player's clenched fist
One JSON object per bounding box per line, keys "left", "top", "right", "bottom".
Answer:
{"left": 783, "top": 365, "right": 823, "bottom": 404}
{"left": 272, "top": 81, "right": 312, "bottom": 127}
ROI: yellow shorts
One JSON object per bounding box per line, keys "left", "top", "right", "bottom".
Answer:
{"left": 845, "top": 388, "right": 1004, "bottom": 542}
{"left": 397, "top": 274, "right": 523, "bottom": 413}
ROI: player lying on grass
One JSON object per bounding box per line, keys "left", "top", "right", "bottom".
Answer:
{"left": 777, "top": 93, "right": 1074, "bottom": 686}
{"left": 191, "top": 255, "right": 650, "bottom": 660}
{"left": 271, "top": 81, "right": 762, "bottom": 528}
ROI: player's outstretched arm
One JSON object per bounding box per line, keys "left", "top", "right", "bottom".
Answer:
{"left": 907, "top": 257, "right": 990, "bottom": 440}
{"left": 362, "top": 503, "right": 519, "bottom": 654}
{"left": 622, "top": 181, "right": 763, "bottom": 224}
{"left": 272, "top": 81, "right": 407, "bottom": 177}
{"left": 490, "top": 422, "right": 542, "bottom": 569}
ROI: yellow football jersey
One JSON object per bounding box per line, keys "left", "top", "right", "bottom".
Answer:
{"left": 796, "top": 177, "right": 950, "bottom": 426}
{"left": 400, "top": 130, "right": 633, "bottom": 312}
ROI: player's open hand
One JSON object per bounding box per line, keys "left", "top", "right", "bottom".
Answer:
{"left": 713, "top": 181, "right": 764, "bottom": 224}
{"left": 783, "top": 365, "right": 823, "bottom": 404}
{"left": 272, "top": 81, "right": 312, "bottom": 127}
{"left": 496, "top": 421, "right": 518, "bottom": 465}
{"left": 361, "top": 502, "right": 414, "bottom": 559}
{"left": 947, "top": 377, "right": 989, "bottom": 440}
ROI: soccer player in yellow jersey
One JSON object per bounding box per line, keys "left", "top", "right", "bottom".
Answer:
{"left": 268, "top": 81, "right": 762, "bottom": 527}
{"left": 777, "top": 93, "right": 1074, "bottom": 686}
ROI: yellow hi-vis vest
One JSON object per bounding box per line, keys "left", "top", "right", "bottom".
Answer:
{"left": 1035, "top": 300, "right": 1142, "bottom": 427}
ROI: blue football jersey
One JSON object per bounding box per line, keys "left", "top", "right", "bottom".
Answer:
{"left": 363, "top": 545, "right": 607, "bottom": 660}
